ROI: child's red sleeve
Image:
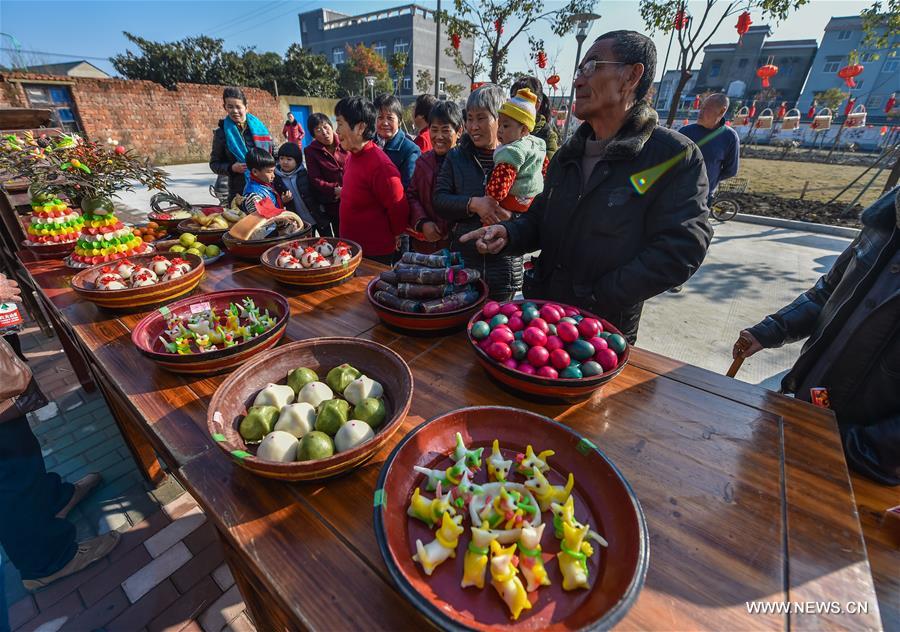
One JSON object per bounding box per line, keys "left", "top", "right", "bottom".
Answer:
{"left": 541, "top": 156, "right": 549, "bottom": 178}
{"left": 485, "top": 163, "right": 519, "bottom": 201}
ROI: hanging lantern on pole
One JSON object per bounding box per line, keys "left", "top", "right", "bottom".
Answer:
{"left": 837, "top": 51, "right": 864, "bottom": 88}
{"left": 471, "top": 81, "right": 484, "bottom": 91}
{"left": 807, "top": 101, "right": 817, "bottom": 119}
{"left": 536, "top": 50, "right": 547, "bottom": 69}
{"left": 546, "top": 74, "right": 560, "bottom": 93}
{"left": 450, "top": 32, "right": 461, "bottom": 51}
{"left": 885, "top": 92, "right": 896, "bottom": 114}
{"left": 756, "top": 60, "right": 778, "bottom": 88}
{"left": 843, "top": 97, "right": 856, "bottom": 118}
{"left": 881, "top": 126, "right": 888, "bottom": 135}
{"left": 776, "top": 102, "right": 787, "bottom": 120}
{"left": 735, "top": 11, "right": 752, "bottom": 43}
{"left": 748, "top": 100, "right": 757, "bottom": 118}
{"left": 674, "top": 7, "right": 689, "bottom": 30}
{"left": 493, "top": 19, "right": 503, "bottom": 36}
{"left": 692, "top": 94, "right": 701, "bottom": 109}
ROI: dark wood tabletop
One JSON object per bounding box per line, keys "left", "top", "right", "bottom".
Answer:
{"left": 19, "top": 252, "right": 887, "bottom": 630}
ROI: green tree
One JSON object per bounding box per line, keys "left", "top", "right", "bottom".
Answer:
{"left": 239, "top": 49, "right": 283, "bottom": 92}
{"left": 444, "top": 83, "right": 466, "bottom": 101}
{"left": 389, "top": 52, "right": 409, "bottom": 94}
{"left": 111, "top": 32, "right": 244, "bottom": 88}
{"left": 640, "top": 0, "right": 810, "bottom": 127}
{"left": 446, "top": 40, "right": 486, "bottom": 88}
{"left": 440, "top": 0, "right": 593, "bottom": 85}
{"left": 338, "top": 43, "right": 393, "bottom": 97}
{"left": 861, "top": 0, "right": 900, "bottom": 48}
{"left": 416, "top": 69, "right": 433, "bottom": 94}
{"left": 814, "top": 87, "right": 849, "bottom": 113}
{"left": 279, "top": 44, "right": 339, "bottom": 97}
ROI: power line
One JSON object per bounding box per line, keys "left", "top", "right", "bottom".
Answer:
{"left": 206, "top": 1, "right": 290, "bottom": 38}
{"left": 215, "top": 1, "right": 314, "bottom": 43}
{"left": 0, "top": 47, "right": 110, "bottom": 62}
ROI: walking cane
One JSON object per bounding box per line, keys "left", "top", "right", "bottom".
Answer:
{"left": 727, "top": 335, "right": 752, "bottom": 378}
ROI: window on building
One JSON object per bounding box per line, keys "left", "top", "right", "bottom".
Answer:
{"left": 709, "top": 60, "right": 721, "bottom": 78}
{"left": 860, "top": 52, "right": 878, "bottom": 62}
{"left": 884, "top": 59, "right": 899, "bottom": 72}
{"left": 823, "top": 56, "right": 842, "bottom": 73}
{"left": 302, "top": 20, "right": 307, "bottom": 33}
{"left": 373, "top": 41, "right": 386, "bottom": 58}
{"left": 439, "top": 78, "right": 446, "bottom": 93}
{"left": 781, "top": 61, "right": 794, "bottom": 77}
{"left": 836, "top": 30, "right": 852, "bottom": 40}
{"left": 22, "top": 84, "right": 81, "bottom": 133}
{"left": 851, "top": 79, "right": 864, "bottom": 90}
{"left": 737, "top": 58, "right": 748, "bottom": 69}
{"left": 333, "top": 48, "right": 344, "bottom": 65}
{"left": 394, "top": 38, "right": 409, "bottom": 55}
{"left": 868, "top": 95, "right": 883, "bottom": 109}
{"left": 403, "top": 76, "right": 411, "bottom": 91}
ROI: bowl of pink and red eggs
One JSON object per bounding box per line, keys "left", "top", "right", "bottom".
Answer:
{"left": 466, "top": 299, "right": 629, "bottom": 400}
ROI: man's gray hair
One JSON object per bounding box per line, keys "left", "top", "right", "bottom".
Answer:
{"left": 466, "top": 84, "right": 506, "bottom": 120}
{"left": 704, "top": 93, "right": 729, "bottom": 110}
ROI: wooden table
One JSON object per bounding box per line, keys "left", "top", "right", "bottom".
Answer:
{"left": 19, "top": 253, "right": 888, "bottom": 630}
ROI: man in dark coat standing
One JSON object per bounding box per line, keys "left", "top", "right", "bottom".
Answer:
{"left": 462, "top": 31, "right": 712, "bottom": 342}
{"left": 736, "top": 187, "right": 900, "bottom": 486}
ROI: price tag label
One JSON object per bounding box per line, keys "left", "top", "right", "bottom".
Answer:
{"left": 0, "top": 303, "right": 23, "bottom": 328}
{"left": 190, "top": 301, "right": 211, "bottom": 314}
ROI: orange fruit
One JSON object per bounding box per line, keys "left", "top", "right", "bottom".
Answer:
{"left": 142, "top": 234, "right": 154, "bottom": 242}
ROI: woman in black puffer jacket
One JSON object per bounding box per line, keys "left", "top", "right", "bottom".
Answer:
{"left": 433, "top": 84, "right": 523, "bottom": 300}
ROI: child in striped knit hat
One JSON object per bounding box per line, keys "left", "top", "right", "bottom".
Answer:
{"left": 485, "top": 87, "right": 548, "bottom": 214}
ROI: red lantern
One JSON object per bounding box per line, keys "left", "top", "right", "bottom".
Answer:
{"left": 546, "top": 74, "right": 560, "bottom": 93}
{"left": 683, "top": 119, "right": 689, "bottom": 126}
{"left": 837, "top": 64, "right": 863, "bottom": 88}
{"left": 756, "top": 63, "right": 778, "bottom": 88}
{"left": 674, "top": 8, "right": 689, "bottom": 30}
{"left": 493, "top": 19, "right": 503, "bottom": 35}
{"left": 776, "top": 102, "right": 786, "bottom": 120}
{"left": 692, "top": 94, "right": 701, "bottom": 109}
{"left": 735, "top": 11, "right": 752, "bottom": 42}
{"left": 451, "top": 33, "right": 461, "bottom": 50}
{"left": 881, "top": 125, "right": 888, "bottom": 135}
{"left": 536, "top": 50, "right": 547, "bottom": 69}
{"left": 885, "top": 93, "right": 896, "bottom": 113}
{"left": 748, "top": 101, "right": 757, "bottom": 118}
{"left": 471, "top": 82, "right": 484, "bottom": 91}
{"left": 807, "top": 102, "right": 817, "bottom": 118}
{"left": 844, "top": 97, "right": 855, "bottom": 117}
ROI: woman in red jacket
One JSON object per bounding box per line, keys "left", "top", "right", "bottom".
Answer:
{"left": 303, "top": 113, "right": 348, "bottom": 237}
{"left": 408, "top": 100, "right": 462, "bottom": 253}
{"left": 333, "top": 97, "right": 409, "bottom": 264}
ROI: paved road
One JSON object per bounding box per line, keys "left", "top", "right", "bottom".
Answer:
{"left": 118, "top": 163, "right": 851, "bottom": 390}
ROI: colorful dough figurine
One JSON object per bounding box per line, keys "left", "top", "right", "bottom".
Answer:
{"left": 524, "top": 467, "right": 574, "bottom": 512}
{"left": 275, "top": 248, "right": 294, "bottom": 267}
{"left": 450, "top": 469, "right": 484, "bottom": 512}
{"left": 489, "top": 540, "right": 532, "bottom": 620}
{"left": 557, "top": 521, "right": 594, "bottom": 591}
{"left": 517, "top": 524, "right": 550, "bottom": 592}
{"left": 413, "top": 511, "right": 464, "bottom": 576}
{"left": 414, "top": 456, "right": 469, "bottom": 492}
{"left": 461, "top": 527, "right": 499, "bottom": 589}
{"left": 96, "top": 273, "right": 127, "bottom": 290}
{"left": 550, "top": 496, "right": 609, "bottom": 547}
{"left": 515, "top": 445, "right": 554, "bottom": 476}
{"left": 314, "top": 237, "right": 335, "bottom": 257}
{"left": 487, "top": 439, "right": 513, "bottom": 483}
{"left": 407, "top": 483, "right": 456, "bottom": 528}
{"left": 452, "top": 432, "right": 484, "bottom": 471}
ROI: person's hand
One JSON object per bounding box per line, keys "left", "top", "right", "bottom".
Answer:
{"left": 334, "top": 186, "right": 342, "bottom": 199}
{"left": 469, "top": 196, "right": 509, "bottom": 226}
{"left": 231, "top": 162, "right": 247, "bottom": 174}
{"left": 732, "top": 330, "right": 763, "bottom": 359}
{"left": 460, "top": 225, "right": 508, "bottom": 255}
{"left": 421, "top": 221, "right": 443, "bottom": 242}
{"left": 0, "top": 273, "right": 21, "bottom": 303}
{"left": 282, "top": 190, "right": 293, "bottom": 202}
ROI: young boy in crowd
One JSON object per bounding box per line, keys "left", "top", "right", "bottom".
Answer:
{"left": 407, "top": 100, "right": 462, "bottom": 253}
{"left": 412, "top": 93, "right": 437, "bottom": 153}
{"left": 484, "top": 88, "right": 547, "bottom": 214}
{"left": 273, "top": 142, "right": 318, "bottom": 232}
{"left": 242, "top": 147, "right": 283, "bottom": 214}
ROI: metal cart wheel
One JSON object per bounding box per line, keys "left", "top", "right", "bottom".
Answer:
{"left": 711, "top": 197, "right": 739, "bottom": 222}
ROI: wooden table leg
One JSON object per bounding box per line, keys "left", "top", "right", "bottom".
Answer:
{"left": 221, "top": 535, "right": 301, "bottom": 632}
{"left": 93, "top": 371, "right": 166, "bottom": 486}
{"left": 40, "top": 300, "right": 96, "bottom": 393}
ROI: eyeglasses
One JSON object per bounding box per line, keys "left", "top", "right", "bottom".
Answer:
{"left": 576, "top": 59, "right": 626, "bottom": 78}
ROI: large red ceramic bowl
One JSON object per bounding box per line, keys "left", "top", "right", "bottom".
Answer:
{"left": 260, "top": 237, "right": 362, "bottom": 288}
{"left": 131, "top": 288, "right": 289, "bottom": 375}
{"left": 366, "top": 278, "right": 488, "bottom": 334}
{"left": 375, "top": 406, "right": 648, "bottom": 631}
{"left": 466, "top": 300, "right": 630, "bottom": 401}
{"left": 207, "top": 337, "right": 413, "bottom": 481}
{"left": 71, "top": 252, "right": 204, "bottom": 311}
{"left": 147, "top": 207, "right": 192, "bottom": 233}
{"left": 222, "top": 223, "right": 312, "bottom": 261}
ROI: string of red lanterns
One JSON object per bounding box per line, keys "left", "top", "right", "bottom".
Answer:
{"left": 735, "top": 11, "right": 752, "bottom": 43}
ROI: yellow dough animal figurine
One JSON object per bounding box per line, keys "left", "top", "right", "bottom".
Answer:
{"left": 557, "top": 521, "right": 595, "bottom": 591}
{"left": 487, "top": 439, "right": 513, "bottom": 482}
{"left": 461, "top": 527, "right": 499, "bottom": 589}
{"left": 413, "top": 512, "right": 464, "bottom": 576}
{"left": 524, "top": 467, "right": 574, "bottom": 512}
{"left": 415, "top": 456, "right": 469, "bottom": 492}
{"left": 517, "top": 524, "right": 551, "bottom": 592}
{"left": 550, "top": 496, "right": 609, "bottom": 547}
{"left": 489, "top": 540, "right": 532, "bottom": 620}
{"left": 407, "top": 483, "right": 456, "bottom": 528}
{"left": 515, "top": 445, "right": 555, "bottom": 476}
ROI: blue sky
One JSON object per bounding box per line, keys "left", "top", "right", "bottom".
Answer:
{"left": 0, "top": 0, "right": 874, "bottom": 82}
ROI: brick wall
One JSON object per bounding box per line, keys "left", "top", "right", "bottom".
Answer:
{"left": 0, "top": 73, "right": 283, "bottom": 165}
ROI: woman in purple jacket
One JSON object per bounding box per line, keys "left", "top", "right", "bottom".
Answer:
{"left": 303, "top": 113, "right": 349, "bottom": 237}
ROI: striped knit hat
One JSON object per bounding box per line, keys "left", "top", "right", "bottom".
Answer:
{"left": 499, "top": 88, "right": 538, "bottom": 132}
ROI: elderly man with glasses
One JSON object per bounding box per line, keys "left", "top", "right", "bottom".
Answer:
{"left": 462, "top": 30, "right": 713, "bottom": 343}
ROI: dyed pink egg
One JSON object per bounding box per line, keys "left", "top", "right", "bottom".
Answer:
{"left": 589, "top": 337, "right": 609, "bottom": 354}
{"left": 545, "top": 335, "right": 564, "bottom": 352}
{"left": 539, "top": 305, "right": 561, "bottom": 324}
{"left": 516, "top": 362, "right": 537, "bottom": 375}
{"left": 501, "top": 358, "right": 519, "bottom": 370}
{"left": 578, "top": 318, "right": 601, "bottom": 339}
{"left": 489, "top": 327, "right": 515, "bottom": 345}
{"left": 596, "top": 348, "right": 619, "bottom": 372}
{"left": 563, "top": 306, "right": 580, "bottom": 317}
{"left": 483, "top": 301, "right": 501, "bottom": 319}
{"left": 550, "top": 348, "right": 571, "bottom": 370}
{"left": 526, "top": 345, "right": 550, "bottom": 367}
{"left": 522, "top": 327, "right": 548, "bottom": 348}
{"left": 507, "top": 316, "right": 525, "bottom": 332}
{"left": 529, "top": 317, "right": 549, "bottom": 334}
{"left": 487, "top": 342, "right": 512, "bottom": 362}
{"left": 557, "top": 321, "right": 579, "bottom": 343}
{"left": 536, "top": 365, "right": 559, "bottom": 379}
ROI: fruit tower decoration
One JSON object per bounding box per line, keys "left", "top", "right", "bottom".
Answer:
{"left": 25, "top": 194, "right": 84, "bottom": 245}
{"left": 70, "top": 195, "right": 148, "bottom": 266}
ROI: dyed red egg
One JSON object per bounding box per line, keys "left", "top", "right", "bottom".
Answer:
{"left": 563, "top": 306, "right": 580, "bottom": 317}
{"left": 589, "top": 337, "right": 609, "bottom": 354}
{"left": 550, "top": 348, "right": 571, "bottom": 370}
{"left": 526, "top": 345, "right": 550, "bottom": 367}
{"left": 545, "top": 335, "right": 564, "bottom": 352}
{"left": 489, "top": 327, "right": 515, "bottom": 345}
{"left": 522, "top": 327, "right": 548, "bottom": 347}
{"left": 596, "top": 348, "right": 619, "bottom": 372}
{"left": 536, "top": 365, "right": 559, "bottom": 379}
{"left": 539, "top": 305, "right": 561, "bottom": 324}
{"left": 501, "top": 358, "right": 519, "bottom": 370}
{"left": 507, "top": 316, "right": 525, "bottom": 332}
{"left": 483, "top": 301, "right": 501, "bottom": 318}
{"left": 516, "top": 362, "right": 537, "bottom": 375}
{"left": 529, "top": 317, "right": 549, "bottom": 334}
{"left": 578, "top": 318, "right": 601, "bottom": 338}
{"left": 488, "top": 342, "right": 512, "bottom": 362}
{"left": 557, "top": 321, "right": 579, "bottom": 343}
{"left": 500, "top": 302, "right": 519, "bottom": 317}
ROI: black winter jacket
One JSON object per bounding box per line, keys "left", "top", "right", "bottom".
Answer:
{"left": 209, "top": 119, "right": 258, "bottom": 203}
{"left": 748, "top": 187, "right": 900, "bottom": 485}
{"left": 433, "top": 135, "right": 524, "bottom": 301}
{"left": 502, "top": 103, "right": 713, "bottom": 342}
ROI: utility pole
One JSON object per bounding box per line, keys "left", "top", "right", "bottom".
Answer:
{"left": 434, "top": 0, "right": 441, "bottom": 97}
{"left": 562, "top": 13, "right": 600, "bottom": 141}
